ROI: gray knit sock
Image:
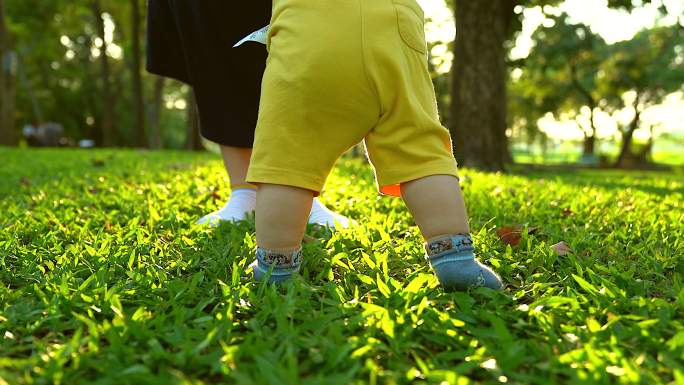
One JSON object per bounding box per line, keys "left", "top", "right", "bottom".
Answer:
{"left": 250, "top": 247, "right": 303, "bottom": 284}
{"left": 425, "top": 234, "right": 503, "bottom": 291}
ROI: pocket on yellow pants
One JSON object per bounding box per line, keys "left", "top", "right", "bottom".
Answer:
{"left": 392, "top": 0, "right": 427, "bottom": 54}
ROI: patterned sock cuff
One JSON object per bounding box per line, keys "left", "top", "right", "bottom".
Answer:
{"left": 425, "top": 234, "right": 475, "bottom": 260}
{"left": 256, "top": 247, "right": 303, "bottom": 268}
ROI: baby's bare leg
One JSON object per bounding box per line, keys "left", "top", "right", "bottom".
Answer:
{"left": 401, "top": 175, "right": 503, "bottom": 291}
{"left": 251, "top": 184, "right": 313, "bottom": 283}
{"left": 400, "top": 175, "right": 470, "bottom": 239}
{"left": 256, "top": 184, "right": 313, "bottom": 249}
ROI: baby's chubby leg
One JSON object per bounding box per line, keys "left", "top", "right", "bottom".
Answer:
{"left": 251, "top": 184, "right": 313, "bottom": 283}
{"left": 401, "top": 175, "right": 503, "bottom": 291}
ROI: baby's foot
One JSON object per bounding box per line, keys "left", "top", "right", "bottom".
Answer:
{"left": 250, "top": 247, "right": 303, "bottom": 284}
{"left": 308, "top": 198, "right": 352, "bottom": 229}
{"left": 196, "top": 188, "right": 257, "bottom": 226}
{"left": 425, "top": 234, "right": 503, "bottom": 291}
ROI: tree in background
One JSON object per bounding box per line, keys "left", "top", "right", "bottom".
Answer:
{"left": 449, "top": 0, "right": 565, "bottom": 171}
{"left": 450, "top": 0, "right": 515, "bottom": 170}
{"left": 448, "top": 0, "right": 654, "bottom": 170}
{"left": 129, "top": 0, "right": 146, "bottom": 148}
{"left": 509, "top": 1, "right": 684, "bottom": 168}
{"left": 508, "top": 65, "right": 559, "bottom": 158}
{"left": 149, "top": 76, "right": 165, "bottom": 149}
{"left": 0, "top": 0, "right": 17, "bottom": 146}
{"left": 515, "top": 13, "right": 608, "bottom": 161}
{"left": 599, "top": 24, "right": 684, "bottom": 167}
{"left": 91, "top": 0, "right": 116, "bottom": 147}
{"left": 2, "top": 0, "right": 195, "bottom": 148}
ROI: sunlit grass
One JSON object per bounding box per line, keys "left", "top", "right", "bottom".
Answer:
{"left": 513, "top": 148, "right": 684, "bottom": 166}
{"left": 1, "top": 148, "right": 683, "bottom": 384}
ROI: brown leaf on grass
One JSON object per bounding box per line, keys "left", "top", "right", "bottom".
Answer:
{"left": 104, "top": 221, "right": 113, "bottom": 232}
{"left": 561, "top": 208, "right": 573, "bottom": 217}
{"left": 551, "top": 241, "right": 573, "bottom": 256}
{"left": 497, "top": 227, "right": 521, "bottom": 246}
{"left": 496, "top": 226, "right": 539, "bottom": 247}
{"left": 20, "top": 177, "right": 31, "bottom": 187}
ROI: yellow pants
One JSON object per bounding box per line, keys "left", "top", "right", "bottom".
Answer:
{"left": 247, "top": 0, "right": 459, "bottom": 197}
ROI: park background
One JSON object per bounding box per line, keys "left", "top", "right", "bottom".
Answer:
{"left": 0, "top": 0, "right": 682, "bottom": 168}
{"left": 1, "top": 1, "right": 684, "bottom": 385}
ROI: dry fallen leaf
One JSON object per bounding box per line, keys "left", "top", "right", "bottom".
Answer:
{"left": 561, "top": 208, "right": 573, "bottom": 217}
{"left": 496, "top": 226, "right": 539, "bottom": 247}
{"left": 551, "top": 241, "right": 573, "bottom": 256}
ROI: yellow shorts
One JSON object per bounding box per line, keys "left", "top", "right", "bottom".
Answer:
{"left": 246, "top": 0, "right": 459, "bottom": 197}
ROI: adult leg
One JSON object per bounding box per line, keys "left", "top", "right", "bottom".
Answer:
{"left": 197, "top": 145, "right": 256, "bottom": 225}
{"left": 221, "top": 145, "right": 253, "bottom": 189}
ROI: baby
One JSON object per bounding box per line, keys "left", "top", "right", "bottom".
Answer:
{"left": 245, "top": 0, "right": 502, "bottom": 291}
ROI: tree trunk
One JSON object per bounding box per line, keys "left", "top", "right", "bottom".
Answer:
{"left": 582, "top": 135, "right": 595, "bottom": 157}
{"left": 644, "top": 125, "right": 655, "bottom": 161}
{"left": 636, "top": 124, "right": 655, "bottom": 164}
{"left": 149, "top": 76, "right": 165, "bottom": 149}
{"left": 130, "top": 0, "right": 146, "bottom": 148}
{"left": 79, "top": 47, "right": 100, "bottom": 142}
{"left": 615, "top": 97, "right": 641, "bottom": 168}
{"left": 450, "top": 0, "right": 513, "bottom": 171}
{"left": 17, "top": 59, "right": 43, "bottom": 123}
{"left": 615, "top": 115, "right": 640, "bottom": 168}
{"left": 570, "top": 63, "right": 599, "bottom": 159}
{"left": 185, "top": 91, "right": 203, "bottom": 151}
{"left": 92, "top": 0, "right": 116, "bottom": 147}
{"left": 0, "top": 0, "right": 18, "bottom": 146}
{"left": 581, "top": 107, "right": 597, "bottom": 157}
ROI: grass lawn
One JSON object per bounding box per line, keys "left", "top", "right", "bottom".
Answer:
{"left": 1, "top": 148, "right": 683, "bottom": 385}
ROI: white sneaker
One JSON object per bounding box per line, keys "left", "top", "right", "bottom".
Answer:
{"left": 196, "top": 188, "right": 257, "bottom": 227}
{"left": 308, "top": 198, "right": 352, "bottom": 229}
{"left": 198, "top": 192, "right": 352, "bottom": 230}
